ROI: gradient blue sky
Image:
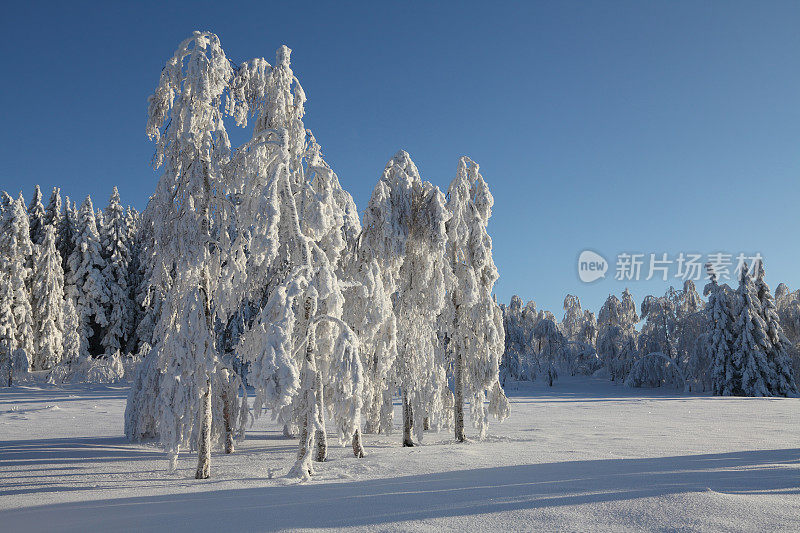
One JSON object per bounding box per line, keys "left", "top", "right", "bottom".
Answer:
{"left": 1, "top": 1, "right": 798, "bottom": 316}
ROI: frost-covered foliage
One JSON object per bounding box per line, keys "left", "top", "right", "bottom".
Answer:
{"left": 625, "top": 352, "right": 685, "bottom": 389}
{"left": 48, "top": 350, "right": 125, "bottom": 385}
{"left": 443, "top": 157, "right": 508, "bottom": 441}
{"left": 31, "top": 226, "right": 64, "bottom": 370}
{"left": 67, "top": 196, "right": 110, "bottom": 359}
{"left": 0, "top": 193, "right": 35, "bottom": 369}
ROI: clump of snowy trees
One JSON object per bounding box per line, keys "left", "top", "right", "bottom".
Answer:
{"left": 0, "top": 185, "right": 141, "bottom": 386}
{"left": 501, "top": 262, "right": 799, "bottom": 397}
{"left": 117, "top": 32, "right": 508, "bottom": 480}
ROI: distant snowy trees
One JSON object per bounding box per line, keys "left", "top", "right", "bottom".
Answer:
{"left": 501, "top": 261, "right": 798, "bottom": 397}
{"left": 0, "top": 185, "right": 139, "bottom": 382}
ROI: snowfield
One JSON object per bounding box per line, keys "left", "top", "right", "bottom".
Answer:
{"left": 1, "top": 377, "right": 798, "bottom": 532}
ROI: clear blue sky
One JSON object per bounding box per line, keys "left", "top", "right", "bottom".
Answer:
{"left": 1, "top": 1, "right": 798, "bottom": 316}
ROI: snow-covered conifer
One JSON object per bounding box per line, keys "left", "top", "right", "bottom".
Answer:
{"left": 442, "top": 157, "right": 508, "bottom": 441}
{"left": 44, "top": 187, "right": 62, "bottom": 231}
{"left": 0, "top": 193, "right": 35, "bottom": 368}
{"left": 62, "top": 296, "right": 80, "bottom": 364}
{"left": 100, "top": 187, "right": 131, "bottom": 356}
{"left": 58, "top": 197, "right": 77, "bottom": 273}
{"left": 67, "top": 196, "right": 109, "bottom": 358}
{"left": 28, "top": 185, "right": 46, "bottom": 246}
{"left": 31, "top": 226, "right": 64, "bottom": 369}
{"left": 705, "top": 271, "right": 737, "bottom": 395}
{"left": 0, "top": 270, "right": 15, "bottom": 386}
{"left": 753, "top": 261, "right": 797, "bottom": 396}
{"left": 731, "top": 264, "right": 773, "bottom": 396}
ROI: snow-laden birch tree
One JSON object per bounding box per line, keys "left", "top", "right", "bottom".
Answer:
{"left": 359, "top": 150, "right": 450, "bottom": 447}
{"left": 31, "top": 226, "right": 64, "bottom": 369}
{"left": 442, "top": 157, "right": 508, "bottom": 442}
{"left": 126, "top": 31, "right": 244, "bottom": 479}
{"left": 230, "top": 45, "right": 364, "bottom": 475}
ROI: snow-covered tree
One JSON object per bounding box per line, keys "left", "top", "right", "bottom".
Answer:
{"left": 128, "top": 31, "right": 242, "bottom": 479}
{"left": 67, "top": 196, "right": 109, "bottom": 359}
{"left": 775, "top": 283, "right": 800, "bottom": 384}
{"left": 0, "top": 193, "right": 35, "bottom": 368}
{"left": 731, "top": 264, "right": 774, "bottom": 396}
{"left": 0, "top": 270, "right": 15, "bottom": 386}
{"left": 28, "top": 185, "right": 47, "bottom": 246}
{"left": 639, "top": 291, "right": 678, "bottom": 360}
{"left": 31, "top": 226, "right": 64, "bottom": 370}
{"left": 442, "top": 157, "right": 508, "bottom": 442}
{"left": 533, "top": 318, "right": 564, "bottom": 386}
{"left": 597, "top": 290, "right": 639, "bottom": 381}
{"left": 231, "top": 44, "right": 364, "bottom": 473}
{"left": 359, "top": 150, "right": 450, "bottom": 447}
{"left": 753, "top": 261, "right": 797, "bottom": 396}
{"left": 44, "top": 187, "right": 62, "bottom": 232}
{"left": 705, "top": 270, "right": 737, "bottom": 395}
{"left": 101, "top": 187, "right": 131, "bottom": 356}
{"left": 58, "top": 196, "right": 77, "bottom": 272}
{"left": 62, "top": 296, "right": 80, "bottom": 365}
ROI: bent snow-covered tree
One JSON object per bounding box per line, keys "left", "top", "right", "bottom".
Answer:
{"left": 443, "top": 157, "right": 508, "bottom": 442}
{"left": 230, "top": 45, "right": 364, "bottom": 477}
{"left": 124, "top": 32, "right": 245, "bottom": 479}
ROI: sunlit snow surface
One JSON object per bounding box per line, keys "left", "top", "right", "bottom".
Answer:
{"left": 1, "top": 377, "right": 798, "bottom": 532}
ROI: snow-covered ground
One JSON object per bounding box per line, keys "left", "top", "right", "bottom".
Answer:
{"left": 1, "top": 377, "right": 798, "bottom": 532}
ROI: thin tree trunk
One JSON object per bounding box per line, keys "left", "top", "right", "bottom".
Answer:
{"left": 454, "top": 349, "right": 466, "bottom": 442}
{"left": 314, "top": 369, "right": 327, "bottom": 462}
{"left": 402, "top": 389, "right": 414, "bottom": 447}
{"left": 195, "top": 379, "right": 212, "bottom": 479}
{"left": 222, "top": 387, "right": 234, "bottom": 454}
{"left": 352, "top": 428, "right": 365, "bottom": 458}
{"left": 283, "top": 423, "right": 295, "bottom": 438}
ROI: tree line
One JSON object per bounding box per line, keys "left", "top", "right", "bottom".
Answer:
{"left": 0, "top": 185, "right": 142, "bottom": 383}
{"left": 501, "top": 264, "right": 799, "bottom": 397}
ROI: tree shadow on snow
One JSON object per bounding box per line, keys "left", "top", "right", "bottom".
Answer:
{"left": 1, "top": 448, "right": 798, "bottom": 531}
